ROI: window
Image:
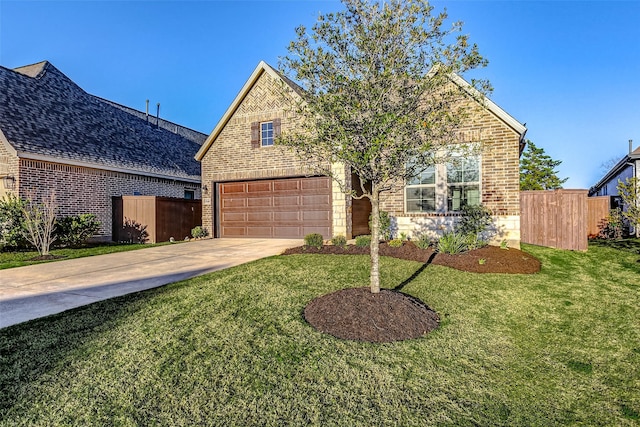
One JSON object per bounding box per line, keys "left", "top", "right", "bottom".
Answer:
{"left": 261, "top": 121, "right": 274, "bottom": 147}
{"left": 446, "top": 156, "right": 480, "bottom": 211}
{"left": 405, "top": 165, "right": 436, "bottom": 212}
{"left": 405, "top": 154, "right": 480, "bottom": 213}
{"left": 184, "top": 190, "right": 195, "bottom": 200}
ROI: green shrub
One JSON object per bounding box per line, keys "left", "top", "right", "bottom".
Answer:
{"left": 414, "top": 233, "right": 432, "bottom": 250}
{"left": 369, "top": 210, "right": 392, "bottom": 240}
{"left": 355, "top": 235, "right": 371, "bottom": 247}
{"left": 455, "top": 204, "right": 493, "bottom": 237}
{"left": 304, "top": 233, "right": 324, "bottom": 249}
{"left": 388, "top": 238, "right": 403, "bottom": 248}
{"left": 436, "top": 231, "right": 469, "bottom": 254}
{"left": 465, "top": 234, "right": 487, "bottom": 251}
{"left": 331, "top": 234, "right": 347, "bottom": 247}
{"left": 55, "top": 214, "right": 101, "bottom": 248}
{"left": 191, "top": 226, "right": 208, "bottom": 239}
{"left": 0, "top": 193, "right": 29, "bottom": 251}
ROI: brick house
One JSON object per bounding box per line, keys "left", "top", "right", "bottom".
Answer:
{"left": 0, "top": 61, "right": 207, "bottom": 240}
{"left": 196, "top": 61, "right": 526, "bottom": 246}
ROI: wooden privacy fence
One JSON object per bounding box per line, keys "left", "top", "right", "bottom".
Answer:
{"left": 587, "top": 196, "right": 611, "bottom": 237}
{"left": 520, "top": 190, "right": 589, "bottom": 251}
{"left": 112, "top": 196, "right": 202, "bottom": 244}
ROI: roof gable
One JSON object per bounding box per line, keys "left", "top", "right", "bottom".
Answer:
{"left": 0, "top": 61, "right": 207, "bottom": 181}
{"left": 195, "top": 61, "right": 527, "bottom": 161}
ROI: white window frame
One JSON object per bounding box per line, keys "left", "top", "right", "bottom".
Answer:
{"left": 261, "top": 121, "right": 274, "bottom": 147}
{"left": 405, "top": 151, "right": 481, "bottom": 214}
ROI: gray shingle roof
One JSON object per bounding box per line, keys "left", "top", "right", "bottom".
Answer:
{"left": 0, "top": 61, "right": 206, "bottom": 180}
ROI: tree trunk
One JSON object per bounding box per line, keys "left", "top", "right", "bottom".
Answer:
{"left": 369, "top": 190, "right": 381, "bottom": 294}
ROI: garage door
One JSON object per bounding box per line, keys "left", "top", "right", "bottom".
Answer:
{"left": 219, "top": 177, "right": 332, "bottom": 238}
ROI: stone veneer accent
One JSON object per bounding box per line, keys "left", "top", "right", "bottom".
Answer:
{"left": 17, "top": 159, "right": 200, "bottom": 238}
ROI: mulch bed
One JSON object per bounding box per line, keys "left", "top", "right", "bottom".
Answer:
{"left": 285, "top": 241, "right": 541, "bottom": 343}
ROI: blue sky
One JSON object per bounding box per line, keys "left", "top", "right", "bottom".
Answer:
{"left": 1, "top": 0, "right": 638, "bottom": 189}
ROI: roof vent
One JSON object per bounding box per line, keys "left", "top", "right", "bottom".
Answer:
{"left": 156, "top": 103, "right": 160, "bottom": 129}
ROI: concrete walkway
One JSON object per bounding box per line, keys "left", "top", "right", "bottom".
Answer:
{"left": 0, "top": 238, "right": 301, "bottom": 329}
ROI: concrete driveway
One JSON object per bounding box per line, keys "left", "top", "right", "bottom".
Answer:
{"left": 0, "top": 238, "right": 300, "bottom": 329}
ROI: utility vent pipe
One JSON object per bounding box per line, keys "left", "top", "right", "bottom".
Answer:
{"left": 146, "top": 99, "right": 149, "bottom": 124}
{"left": 630, "top": 139, "right": 634, "bottom": 154}
{"left": 156, "top": 103, "right": 160, "bottom": 129}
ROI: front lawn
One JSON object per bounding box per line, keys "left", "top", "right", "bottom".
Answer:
{"left": 0, "top": 243, "right": 638, "bottom": 425}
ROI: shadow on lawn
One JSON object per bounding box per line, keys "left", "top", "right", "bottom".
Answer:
{"left": 589, "top": 238, "right": 640, "bottom": 254}
{"left": 394, "top": 252, "right": 436, "bottom": 291}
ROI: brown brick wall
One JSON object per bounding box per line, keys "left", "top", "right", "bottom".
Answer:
{"left": 0, "top": 140, "right": 19, "bottom": 197}
{"left": 379, "top": 104, "right": 521, "bottom": 217}
{"left": 201, "top": 71, "right": 323, "bottom": 233}
{"left": 18, "top": 159, "right": 200, "bottom": 238}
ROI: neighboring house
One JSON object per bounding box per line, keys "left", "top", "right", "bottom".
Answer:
{"left": 0, "top": 61, "right": 207, "bottom": 240}
{"left": 589, "top": 141, "right": 640, "bottom": 233}
{"left": 195, "top": 61, "right": 526, "bottom": 246}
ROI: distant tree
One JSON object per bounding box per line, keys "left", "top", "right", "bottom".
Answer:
{"left": 617, "top": 177, "right": 640, "bottom": 238}
{"left": 278, "top": 0, "right": 488, "bottom": 293}
{"left": 520, "top": 140, "right": 568, "bottom": 190}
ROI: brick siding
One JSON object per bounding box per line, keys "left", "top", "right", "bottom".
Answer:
{"left": 17, "top": 159, "right": 201, "bottom": 238}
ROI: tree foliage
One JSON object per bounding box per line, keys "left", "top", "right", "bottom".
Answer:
{"left": 278, "top": 0, "right": 488, "bottom": 292}
{"left": 617, "top": 177, "right": 640, "bottom": 237}
{"left": 520, "top": 140, "right": 568, "bottom": 190}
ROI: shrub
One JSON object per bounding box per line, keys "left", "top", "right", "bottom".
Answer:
{"left": 304, "top": 233, "right": 324, "bottom": 249}
{"left": 388, "top": 238, "right": 403, "bottom": 248}
{"left": 414, "top": 233, "right": 431, "bottom": 250}
{"left": 436, "top": 231, "right": 469, "bottom": 254}
{"left": 600, "top": 208, "right": 624, "bottom": 239}
{"left": 465, "top": 234, "right": 487, "bottom": 251}
{"left": 355, "top": 235, "right": 371, "bottom": 247}
{"left": 21, "top": 193, "right": 58, "bottom": 256}
{"left": 0, "top": 193, "right": 29, "bottom": 251}
{"left": 191, "top": 226, "right": 208, "bottom": 239}
{"left": 455, "top": 204, "right": 493, "bottom": 237}
{"left": 369, "top": 210, "right": 392, "bottom": 240}
{"left": 331, "top": 234, "right": 347, "bottom": 247}
{"left": 55, "top": 214, "right": 100, "bottom": 247}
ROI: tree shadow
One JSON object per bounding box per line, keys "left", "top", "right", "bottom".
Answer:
{"left": 394, "top": 251, "right": 437, "bottom": 291}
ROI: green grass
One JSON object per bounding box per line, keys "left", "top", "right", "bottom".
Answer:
{"left": 1, "top": 242, "right": 639, "bottom": 425}
{"left": 0, "top": 242, "right": 175, "bottom": 270}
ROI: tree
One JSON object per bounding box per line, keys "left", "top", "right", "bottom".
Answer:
{"left": 21, "top": 192, "right": 58, "bottom": 256}
{"left": 520, "top": 140, "right": 568, "bottom": 190}
{"left": 617, "top": 177, "right": 640, "bottom": 238}
{"left": 279, "top": 0, "right": 488, "bottom": 293}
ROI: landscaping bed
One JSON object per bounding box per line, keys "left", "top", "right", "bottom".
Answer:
{"left": 283, "top": 241, "right": 541, "bottom": 274}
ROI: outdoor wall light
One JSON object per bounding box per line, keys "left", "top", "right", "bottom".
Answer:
{"left": 203, "top": 184, "right": 209, "bottom": 194}
{"left": 1, "top": 174, "right": 16, "bottom": 190}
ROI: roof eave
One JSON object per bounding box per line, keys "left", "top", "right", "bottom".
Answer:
{"left": 17, "top": 152, "right": 201, "bottom": 184}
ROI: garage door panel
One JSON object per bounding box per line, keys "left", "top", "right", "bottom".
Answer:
{"left": 303, "top": 211, "right": 330, "bottom": 221}
{"left": 273, "top": 180, "right": 300, "bottom": 191}
{"left": 274, "top": 195, "right": 300, "bottom": 206}
{"left": 273, "top": 227, "right": 304, "bottom": 238}
{"left": 302, "top": 195, "right": 330, "bottom": 206}
{"left": 247, "top": 182, "right": 272, "bottom": 192}
{"left": 219, "top": 177, "right": 331, "bottom": 238}
{"left": 247, "top": 212, "right": 272, "bottom": 222}
{"left": 247, "top": 197, "right": 272, "bottom": 207}
{"left": 222, "top": 198, "right": 246, "bottom": 208}
{"left": 222, "top": 183, "right": 246, "bottom": 194}
{"left": 222, "top": 212, "right": 246, "bottom": 222}
{"left": 274, "top": 211, "right": 300, "bottom": 221}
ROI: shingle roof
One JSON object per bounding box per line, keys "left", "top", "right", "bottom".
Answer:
{"left": 0, "top": 61, "right": 206, "bottom": 181}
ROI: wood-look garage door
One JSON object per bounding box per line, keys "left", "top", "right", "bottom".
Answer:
{"left": 219, "top": 177, "right": 332, "bottom": 238}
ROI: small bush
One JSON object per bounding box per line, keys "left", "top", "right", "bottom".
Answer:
{"left": 0, "top": 193, "right": 29, "bottom": 251}
{"left": 465, "top": 234, "right": 487, "bottom": 251}
{"left": 55, "top": 214, "right": 101, "bottom": 248}
{"left": 414, "top": 233, "right": 431, "bottom": 250}
{"left": 331, "top": 235, "right": 347, "bottom": 247}
{"left": 437, "top": 231, "right": 469, "bottom": 254}
{"left": 369, "top": 210, "right": 392, "bottom": 240}
{"left": 191, "top": 226, "right": 208, "bottom": 239}
{"left": 304, "top": 233, "right": 324, "bottom": 249}
{"left": 388, "top": 238, "right": 403, "bottom": 248}
{"left": 456, "top": 204, "right": 493, "bottom": 237}
{"left": 355, "top": 235, "right": 371, "bottom": 247}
